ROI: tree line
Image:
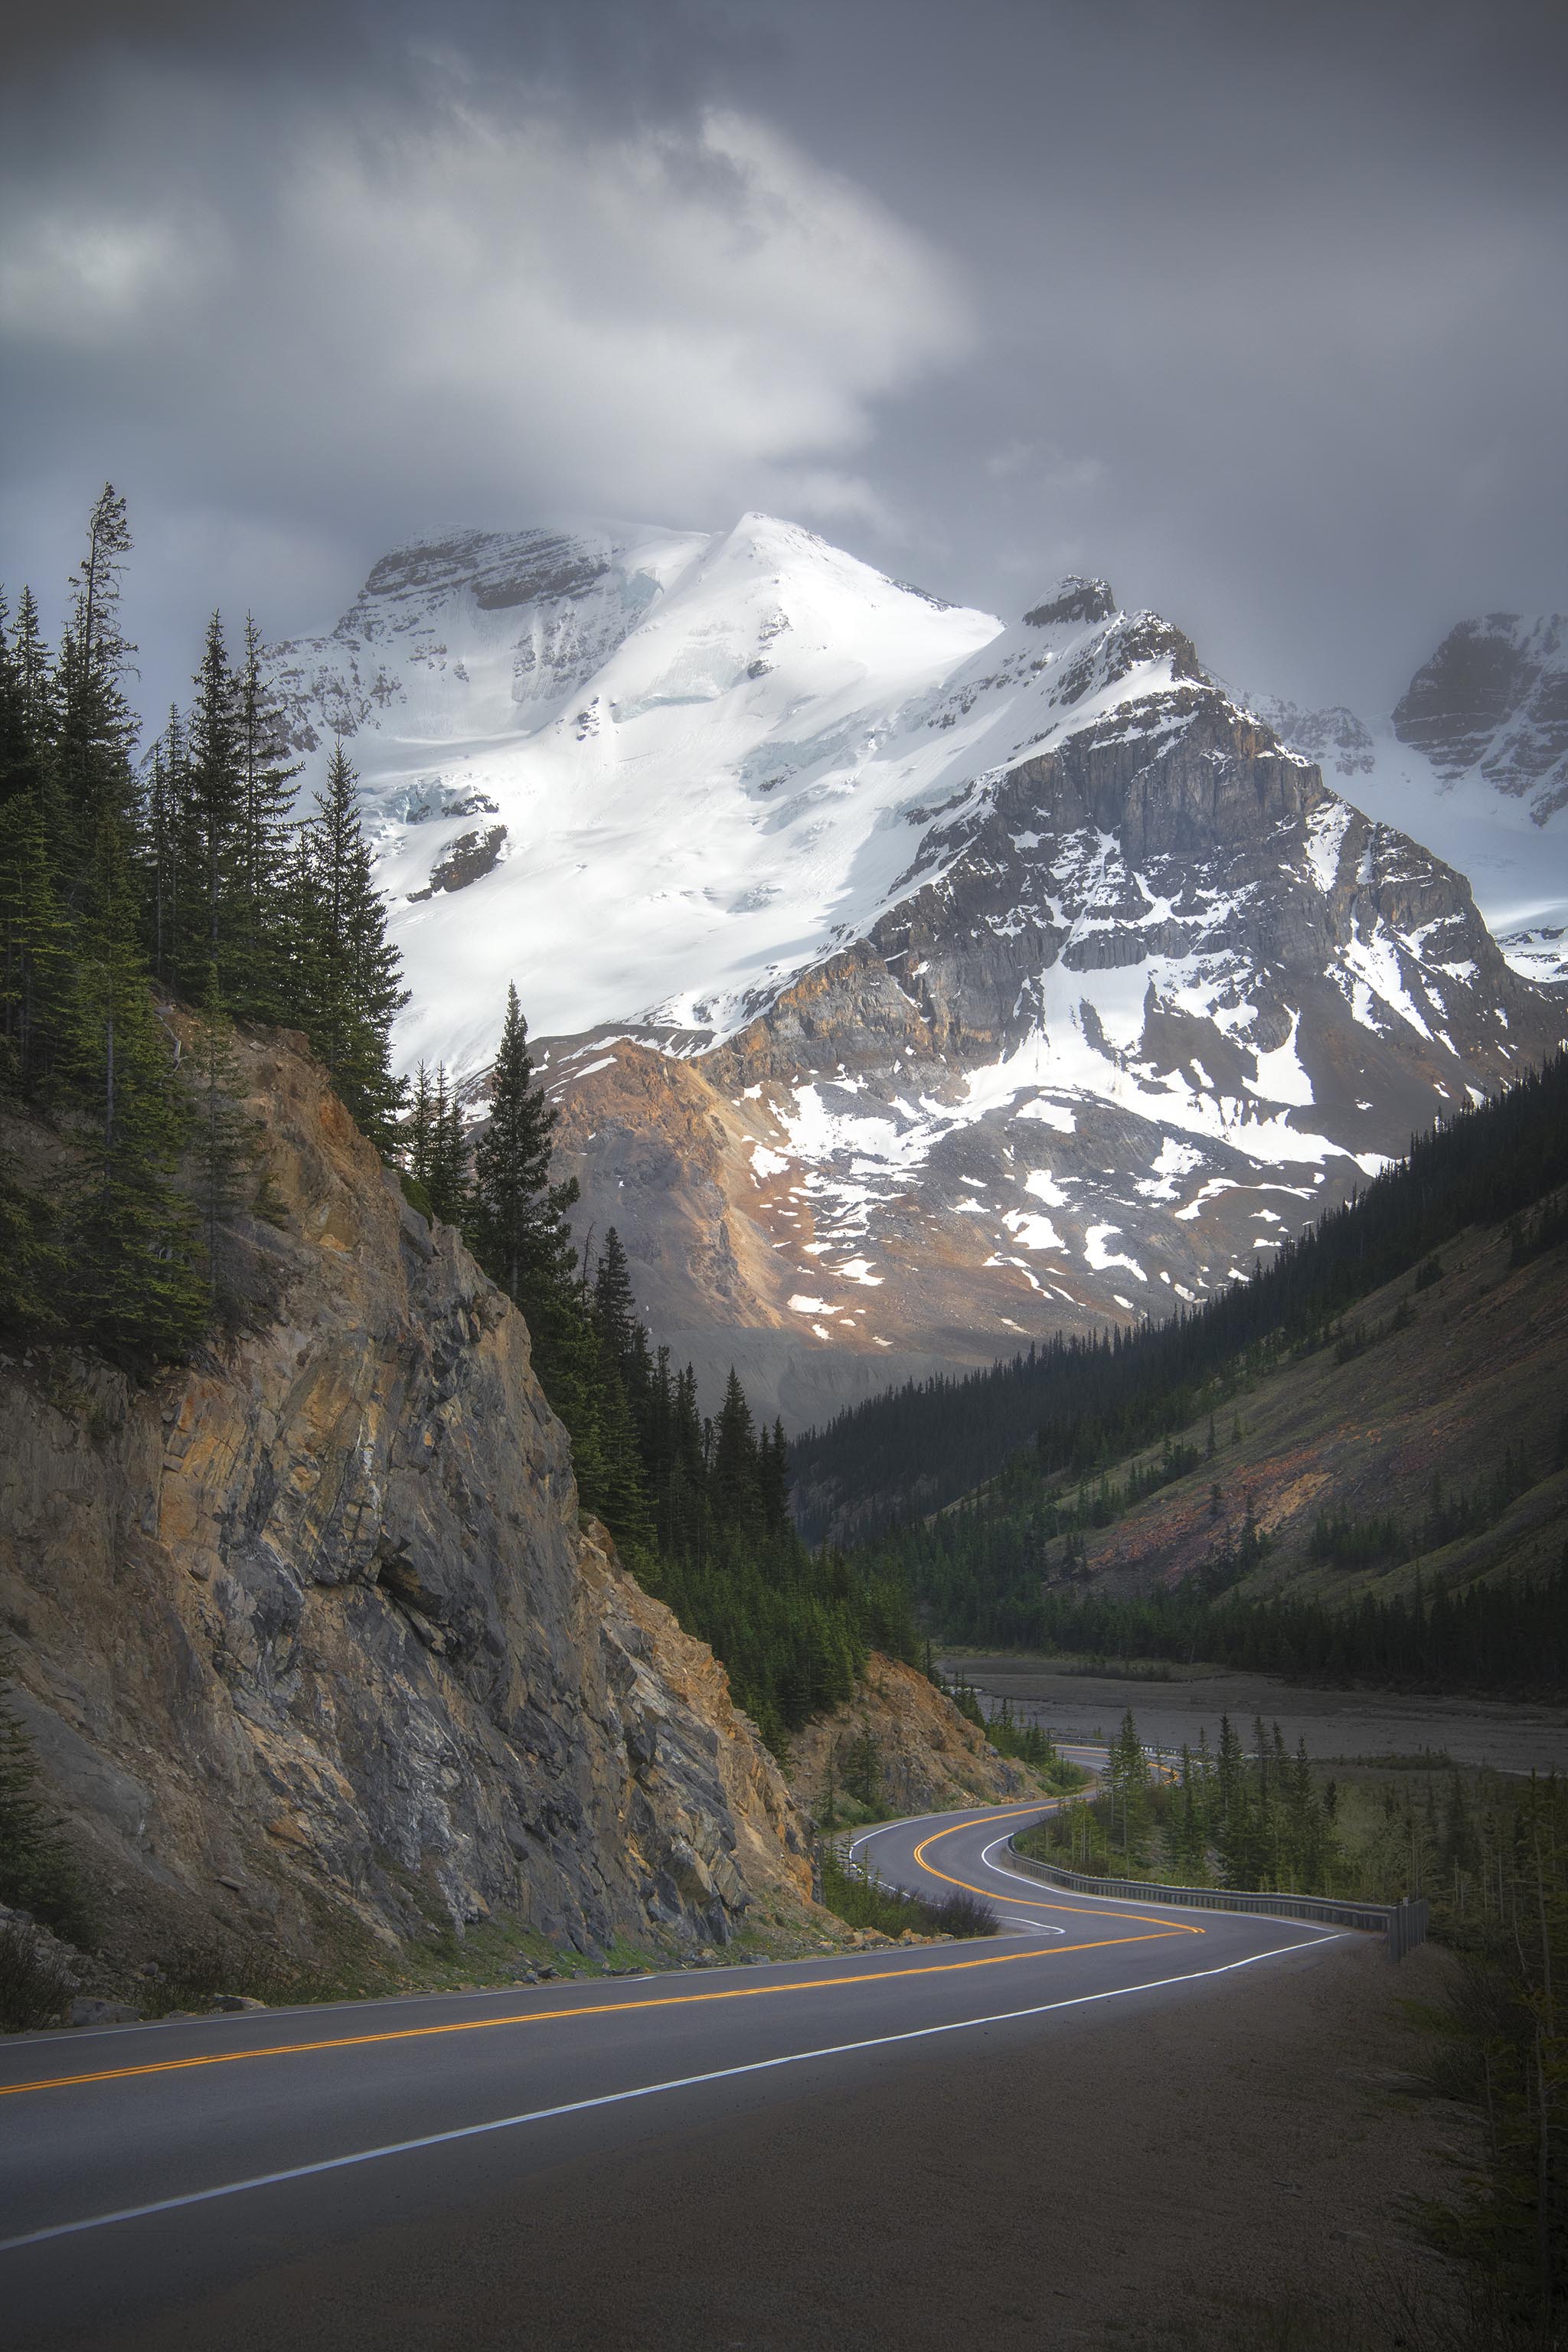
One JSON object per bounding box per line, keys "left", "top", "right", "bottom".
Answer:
{"left": 402, "top": 992, "right": 918, "bottom": 1749}
{"left": 1, "top": 488, "right": 405, "bottom": 1364}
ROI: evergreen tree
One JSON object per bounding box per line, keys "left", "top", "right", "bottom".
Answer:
{"left": 0, "top": 781, "right": 74, "bottom": 1097}
{"left": 710, "top": 1369, "right": 760, "bottom": 1534}
{"left": 175, "top": 612, "right": 242, "bottom": 990}
{"left": 0, "top": 1149, "right": 62, "bottom": 1344}
{"left": 55, "top": 485, "right": 139, "bottom": 843}
{"left": 0, "top": 587, "right": 56, "bottom": 810}
{"left": 291, "top": 744, "right": 407, "bottom": 1145}
{"left": 64, "top": 810, "right": 204, "bottom": 1367}
{"left": 140, "top": 711, "right": 184, "bottom": 991}
{"left": 227, "top": 618, "right": 299, "bottom": 1020}
{"left": 426, "top": 1067, "right": 470, "bottom": 1225}
{"left": 592, "top": 1228, "right": 640, "bottom": 1380}
{"left": 470, "top": 984, "right": 578, "bottom": 1309}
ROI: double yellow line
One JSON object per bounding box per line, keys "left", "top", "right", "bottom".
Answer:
{"left": 1, "top": 1808, "right": 1198, "bottom": 2105}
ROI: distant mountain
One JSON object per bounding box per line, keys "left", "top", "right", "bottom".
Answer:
{"left": 1253, "top": 608, "right": 1568, "bottom": 988}
{"left": 1393, "top": 612, "right": 1568, "bottom": 821}
{"left": 273, "top": 527, "right": 1568, "bottom": 1426}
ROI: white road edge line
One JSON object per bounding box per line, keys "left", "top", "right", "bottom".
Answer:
{"left": 0, "top": 1936, "right": 1344, "bottom": 2256}
{"left": 972, "top": 1837, "right": 1344, "bottom": 1939}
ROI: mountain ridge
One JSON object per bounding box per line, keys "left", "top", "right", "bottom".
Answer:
{"left": 269, "top": 521, "right": 1568, "bottom": 1426}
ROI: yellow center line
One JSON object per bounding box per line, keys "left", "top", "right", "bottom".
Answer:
{"left": 0, "top": 1927, "right": 1188, "bottom": 2102}
{"left": 909, "top": 1809, "right": 1205, "bottom": 1936}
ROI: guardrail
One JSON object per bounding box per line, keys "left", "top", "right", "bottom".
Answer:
{"left": 1004, "top": 1838, "right": 1430, "bottom": 1961}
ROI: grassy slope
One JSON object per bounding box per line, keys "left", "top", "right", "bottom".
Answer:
{"left": 1034, "top": 1218, "right": 1566, "bottom": 1616}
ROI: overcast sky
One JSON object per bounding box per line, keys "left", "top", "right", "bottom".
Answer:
{"left": 2, "top": 0, "right": 1564, "bottom": 720}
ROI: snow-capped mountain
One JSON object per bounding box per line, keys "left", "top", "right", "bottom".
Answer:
{"left": 1253, "top": 609, "right": 1568, "bottom": 988}
{"left": 274, "top": 526, "right": 1568, "bottom": 1426}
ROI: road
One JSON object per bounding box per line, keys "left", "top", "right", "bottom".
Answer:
{"left": 0, "top": 1782, "right": 1352, "bottom": 2348}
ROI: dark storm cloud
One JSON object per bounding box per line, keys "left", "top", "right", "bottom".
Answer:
{"left": 2, "top": 0, "right": 1563, "bottom": 719}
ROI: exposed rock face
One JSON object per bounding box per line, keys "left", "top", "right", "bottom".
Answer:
{"left": 1250, "top": 698, "right": 1375, "bottom": 778}
{"left": 407, "top": 823, "right": 508, "bottom": 901}
{"left": 0, "top": 1030, "right": 812, "bottom": 1968}
{"left": 786, "top": 1655, "right": 1027, "bottom": 1821}
{"left": 1393, "top": 612, "right": 1568, "bottom": 820}
{"left": 550, "top": 672, "right": 1566, "bottom": 1428}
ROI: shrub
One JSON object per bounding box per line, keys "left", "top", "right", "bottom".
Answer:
{"left": 0, "top": 1920, "right": 73, "bottom": 2034}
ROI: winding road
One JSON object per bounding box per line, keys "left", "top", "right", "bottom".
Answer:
{"left": 1, "top": 1775, "right": 1353, "bottom": 2348}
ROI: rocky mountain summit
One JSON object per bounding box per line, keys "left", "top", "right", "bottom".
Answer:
{"left": 0, "top": 1027, "right": 813, "bottom": 1974}
{"left": 1392, "top": 612, "right": 1568, "bottom": 822}
{"left": 1256, "top": 608, "right": 1568, "bottom": 988}
{"left": 271, "top": 524, "right": 1567, "bottom": 1427}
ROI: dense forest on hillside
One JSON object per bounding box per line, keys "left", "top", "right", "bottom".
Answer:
{"left": 795, "top": 1048, "right": 1568, "bottom": 1544}
{"left": 833, "top": 1057, "right": 1568, "bottom": 1693}
{"left": 0, "top": 489, "right": 912, "bottom": 1753}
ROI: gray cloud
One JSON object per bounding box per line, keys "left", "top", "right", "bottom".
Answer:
{"left": 1, "top": 0, "right": 1563, "bottom": 721}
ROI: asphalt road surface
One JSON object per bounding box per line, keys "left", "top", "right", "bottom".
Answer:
{"left": 1, "top": 1779, "right": 1354, "bottom": 2349}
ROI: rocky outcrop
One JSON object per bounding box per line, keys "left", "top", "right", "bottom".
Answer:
{"left": 0, "top": 1029, "right": 812, "bottom": 1971}
{"left": 1393, "top": 612, "right": 1568, "bottom": 821}
{"left": 407, "top": 823, "right": 508, "bottom": 900}
{"left": 786, "top": 1655, "right": 1027, "bottom": 1821}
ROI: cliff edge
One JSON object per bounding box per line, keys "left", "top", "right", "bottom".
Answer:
{"left": 0, "top": 1027, "right": 812, "bottom": 1976}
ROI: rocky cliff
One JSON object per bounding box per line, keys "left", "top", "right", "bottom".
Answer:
{"left": 0, "top": 1028, "right": 812, "bottom": 1975}
{"left": 786, "top": 1655, "right": 1030, "bottom": 1823}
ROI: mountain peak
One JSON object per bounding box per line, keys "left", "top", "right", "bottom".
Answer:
{"left": 1391, "top": 608, "right": 1568, "bottom": 822}
{"left": 1023, "top": 577, "right": 1116, "bottom": 629}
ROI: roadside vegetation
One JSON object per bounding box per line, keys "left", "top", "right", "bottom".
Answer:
{"left": 816, "top": 1844, "right": 998, "bottom": 1941}
{"left": 1015, "top": 1708, "right": 1567, "bottom": 2344}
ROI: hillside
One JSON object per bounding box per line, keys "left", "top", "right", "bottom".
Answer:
{"left": 0, "top": 1024, "right": 816, "bottom": 1978}
{"left": 810, "top": 1057, "right": 1568, "bottom": 1693}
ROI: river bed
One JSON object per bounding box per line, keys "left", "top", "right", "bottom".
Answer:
{"left": 940, "top": 1652, "right": 1568, "bottom": 1772}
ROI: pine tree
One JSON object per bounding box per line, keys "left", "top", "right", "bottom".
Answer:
{"left": 592, "top": 1227, "right": 639, "bottom": 1379}
{"left": 64, "top": 810, "right": 204, "bottom": 1367}
{"left": 228, "top": 617, "right": 299, "bottom": 1020}
{"left": 756, "top": 1417, "right": 792, "bottom": 1539}
{"left": 0, "top": 782, "right": 74, "bottom": 1097}
{"left": 55, "top": 485, "right": 139, "bottom": 844}
{"left": 175, "top": 612, "right": 242, "bottom": 990}
{"left": 0, "top": 587, "right": 57, "bottom": 810}
{"left": 470, "top": 984, "right": 578, "bottom": 1309}
{"left": 710, "top": 1369, "right": 760, "bottom": 1534}
{"left": 0, "top": 1148, "right": 61, "bottom": 1345}
{"left": 292, "top": 744, "right": 407, "bottom": 1146}
{"left": 402, "top": 1060, "right": 437, "bottom": 1210}
{"left": 140, "top": 708, "right": 185, "bottom": 990}
{"left": 426, "top": 1067, "right": 470, "bottom": 1225}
